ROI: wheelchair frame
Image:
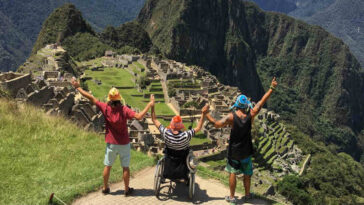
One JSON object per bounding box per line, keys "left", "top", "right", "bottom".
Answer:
{"left": 153, "top": 154, "right": 196, "bottom": 199}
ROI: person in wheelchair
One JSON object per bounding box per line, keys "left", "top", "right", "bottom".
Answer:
{"left": 151, "top": 94, "right": 209, "bottom": 182}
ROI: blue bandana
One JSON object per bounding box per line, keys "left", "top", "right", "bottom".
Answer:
{"left": 230, "top": 95, "right": 253, "bottom": 110}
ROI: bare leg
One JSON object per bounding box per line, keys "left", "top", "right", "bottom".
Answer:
{"left": 243, "top": 175, "right": 251, "bottom": 196}
{"left": 229, "top": 173, "right": 237, "bottom": 198}
{"left": 103, "top": 166, "right": 112, "bottom": 190}
{"left": 123, "top": 167, "right": 130, "bottom": 191}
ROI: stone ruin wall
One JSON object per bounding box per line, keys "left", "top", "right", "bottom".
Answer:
{"left": 0, "top": 73, "right": 32, "bottom": 97}
{"left": 1, "top": 54, "right": 305, "bottom": 167}
{"left": 0, "top": 71, "right": 105, "bottom": 132}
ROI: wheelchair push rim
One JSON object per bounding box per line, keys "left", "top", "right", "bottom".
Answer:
{"left": 188, "top": 172, "right": 195, "bottom": 199}
{"left": 154, "top": 158, "right": 164, "bottom": 196}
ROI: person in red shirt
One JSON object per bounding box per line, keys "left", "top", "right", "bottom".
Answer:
{"left": 71, "top": 79, "right": 154, "bottom": 196}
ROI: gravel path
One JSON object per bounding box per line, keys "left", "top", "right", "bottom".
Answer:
{"left": 72, "top": 166, "right": 269, "bottom": 205}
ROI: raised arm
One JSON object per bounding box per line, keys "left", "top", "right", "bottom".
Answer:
{"left": 134, "top": 94, "right": 154, "bottom": 120}
{"left": 205, "top": 103, "right": 233, "bottom": 128}
{"left": 150, "top": 95, "right": 161, "bottom": 128}
{"left": 251, "top": 77, "right": 278, "bottom": 117}
{"left": 71, "top": 78, "right": 97, "bottom": 105}
{"left": 193, "top": 104, "right": 209, "bottom": 133}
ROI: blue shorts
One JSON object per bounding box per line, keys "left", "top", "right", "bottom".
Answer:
{"left": 225, "top": 156, "right": 253, "bottom": 176}
{"left": 104, "top": 143, "right": 131, "bottom": 167}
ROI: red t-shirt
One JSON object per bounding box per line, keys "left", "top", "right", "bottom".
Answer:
{"left": 96, "top": 101, "right": 136, "bottom": 145}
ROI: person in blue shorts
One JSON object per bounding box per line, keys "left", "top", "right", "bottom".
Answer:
{"left": 205, "top": 77, "right": 278, "bottom": 204}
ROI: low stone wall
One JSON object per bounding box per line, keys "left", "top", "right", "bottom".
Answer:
{"left": 58, "top": 93, "right": 75, "bottom": 115}
{"left": 0, "top": 73, "right": 31, "bottom": 97}
{"left": 180, "top": 108, "right": 200, "bottom": 116}
{"left": 190, "top": 142, "right": 216, "bottom": 151}
{"left": 48, "top": 81, "right": 71, "bottom": 87}
{"left": 169, "top": 97, "right": 181, "bottom": 113}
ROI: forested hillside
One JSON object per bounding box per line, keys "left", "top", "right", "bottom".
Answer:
{"left": 247, "top": 0, "right": 364, "bottom": 66}
{"left": 0, "top": 0, "right": 145, "bottom": 72}
{"left": 138, "top": 0, "right": 364, "bottom": 203}
{"left": 19, "top": 4, "right": 152, "bottom": 71}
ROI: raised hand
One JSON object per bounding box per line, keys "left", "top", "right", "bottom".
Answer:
{"left": 150, "top": 94, "right": 155, "bottom": 107}
{"left": 271, "top": 77, "right": 278, "bottom": 88}
{"left": 71, "top": 77, "right": 80, "bottom": 89}
{"left": 201, "top": 104, "right": 210, "bottom": 114}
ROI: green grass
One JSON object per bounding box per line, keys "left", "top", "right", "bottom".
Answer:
{"left": 84, "top": 67, "right": 174, "bottom": 116}
{"left": 190, "top": 133, "right": 212, "bottom": 145}
{"left": 0, "top": 99, "right": 154, "bottom": 204}
{"left": 80, "top": 58, "right": 104, "bottom": 67}
{"left": 263, "top": 146, "right": 276, "bottom": 160}
{"left": 205, "top": 159, "right": 226, "bottom": 167}
{"left": 133, "top": 62, "right": 144, "bottom": 69}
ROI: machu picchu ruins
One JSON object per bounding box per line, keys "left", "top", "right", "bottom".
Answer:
{"left": 1, "top": 44, "right": 307, "bottom": 199}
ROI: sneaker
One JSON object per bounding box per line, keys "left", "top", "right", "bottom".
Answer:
{"left": 225, "top": 196, "right": 237, "bottom": 204}
{"left": 242, "top": 193, "right": 254, "bottom": 202}
{"left": 101, "top": 187, "right": 110, "bottom": 195}
{"left": 124, "top": 187, "right": 134, "bottom": 197}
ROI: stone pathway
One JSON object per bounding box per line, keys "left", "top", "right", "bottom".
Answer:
{"left": 72, "top": 166, "right": 269, "bottom": 205}
{"left": 167, "top": 103, "right": 179, "bottom": 115}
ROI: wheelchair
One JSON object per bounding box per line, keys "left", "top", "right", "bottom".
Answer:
{"left": 153, "top": 147, "right": 197, "bottom": 199}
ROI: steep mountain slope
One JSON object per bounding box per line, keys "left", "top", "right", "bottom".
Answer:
{"left": 0, "top": 0, "right": 146, "bottom": 72}
{"left": 99, "top": 22, "right": 153, "bottom": 53}
{"left": 246, "top": 0, "right": 336, "bottom": 19}
{"left": 138, "top": 0, "right": 364, "bottom": 158}
{"left": 0, "top": 10, "right": 32, "bottom": 73}
{"left": 138, "top": 1, "right": 364, "bottom": 203}
{"left": 287, "top": 0, "right": 336, "bottom": 18}
{"left": 20, "top": 3, "right": 152, "bottom": 71}
{"left": 247, "top": 0, "right": 297, "bottom": 13}
{"left": 306, "top": 0, "right": 364, "bottom": 67}
{"left": 31, "top": 4, "right": 94, "bottom": 55}
{"left": 247, "top": 0, "right": 364, "bottom": 66}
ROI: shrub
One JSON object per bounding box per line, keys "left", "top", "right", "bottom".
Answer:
{"left": 62, "top": 32, "right": 112, "bottom": 61}
{"left": 277, "top": 175, "right": 313, "bottom": 205}
{"left": 99, "top": 22, "right": 152, "bottom": 53}
{"left": 168, "top": 89, "right": 176, "bottom": 97}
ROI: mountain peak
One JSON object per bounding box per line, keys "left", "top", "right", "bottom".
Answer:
{"left": 31, "top": 3, "right": 94, "bottom": 55}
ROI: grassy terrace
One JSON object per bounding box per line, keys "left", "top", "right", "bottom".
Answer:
{"left": 84, "top": 65, "right": 211, "bottom": 146}
{"left": 84, "top": 66, "right": 174, "bottom": 116}
{"left": 78, "top": 58, "right": 103, "bottom": 67}
{"left": 0, "top": 99, "right": 154, "bottom": 204}
{"left": 191, "top": 133, "right": 211, "bottom": 145}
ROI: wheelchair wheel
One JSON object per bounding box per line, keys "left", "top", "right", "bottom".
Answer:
{"left": 188, "top": 172, "right": 195, "bottom": 199}
{"left": 154, "top": 158, "right": 164, "bottom": 196}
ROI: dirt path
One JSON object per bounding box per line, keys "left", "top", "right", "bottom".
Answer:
{"left": 72, "top": 166, "right": 269, "bottom": 205}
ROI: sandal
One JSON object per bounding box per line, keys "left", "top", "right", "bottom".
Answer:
{"left": 124, "top": 187, "right": 134, "bottom": 196}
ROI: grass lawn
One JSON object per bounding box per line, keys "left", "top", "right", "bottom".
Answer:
{"left": 78, "top": 57, "right": 104, "bottom": 67}
{"left": 0, "top": 100, "right": 154, "bottom": 204}
{"left": 84, "top": 67, "right": 174, "bottom": 116}
{"left": 190, "top": 133, "right": 212, "bottom": 145}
